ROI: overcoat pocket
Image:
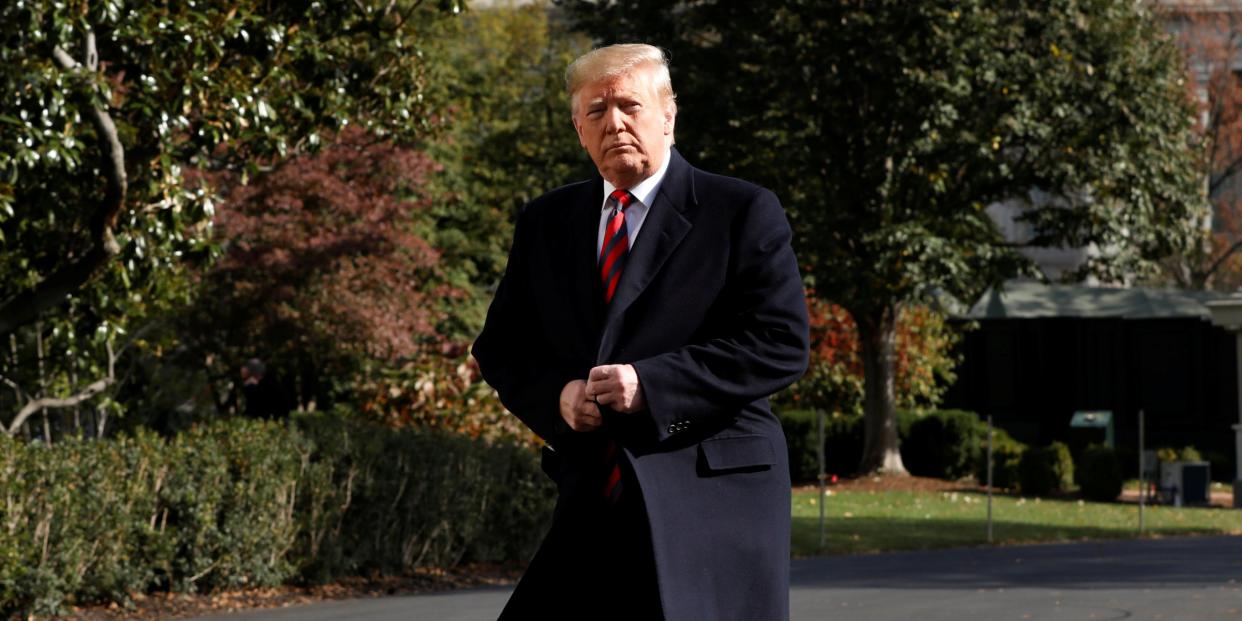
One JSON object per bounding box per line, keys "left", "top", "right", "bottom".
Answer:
{"left": 698, "top": 434, "right": 775, "bottom": 476}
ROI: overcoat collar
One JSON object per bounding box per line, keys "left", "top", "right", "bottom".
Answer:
{"left": 595, "top": 147, "right": 697, "bottom": 363}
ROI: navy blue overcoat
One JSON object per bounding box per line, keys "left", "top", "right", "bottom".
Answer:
{"left": 473, "top": 149, "right": 810, "bottom": 621}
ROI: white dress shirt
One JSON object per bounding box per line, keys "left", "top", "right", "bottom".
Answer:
{"left": 596, "top": 149, "right": 672, "bottom": 257}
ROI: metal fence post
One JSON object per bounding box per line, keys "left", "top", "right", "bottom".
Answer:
{"left": 987, "top": 415, "right": 994, "bottom": 545}
{"left": 817, "top": 408, "right": 826, "bottom": 550}
{"left": 1139, "top": 409, "right": 1146, "bottom": 535}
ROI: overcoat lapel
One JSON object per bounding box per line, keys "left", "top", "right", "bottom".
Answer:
{"left": 596, "top": 150, "right": 696, "bottom": 363}
{"left": 568, "top": 177, "right": 605, "bottom": 345}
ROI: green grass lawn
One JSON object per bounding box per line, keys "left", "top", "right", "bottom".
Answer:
{"left": 791, "top": 488, "right": 1242, "bottom": 557}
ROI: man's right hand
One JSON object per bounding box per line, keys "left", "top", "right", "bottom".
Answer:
{"left": 559, "top": 379, "right": 602, "bottom": 432}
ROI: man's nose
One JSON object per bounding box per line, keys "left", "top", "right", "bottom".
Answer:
{"left": 604, "top": 106, "right": 625, "bottom": 133}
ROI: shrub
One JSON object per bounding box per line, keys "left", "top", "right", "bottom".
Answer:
{"left": 822, "top": 414, "right": 868, "bottom": 477}
{"left": 900, "top": 410, "right": 984, "bottom": 480}
{"left": 293, "top": 412, "right": 552, "bottom": 581}
{"left": 778, "top": 409, "right": 819, "bottom": 484}
{"left": 161, "top": 420, "right": 304, "bottom": 592}
{"left": 1076, "top": 444, "right": 1123, "bottom": 502}
{"left": 975, "top": 427, "right": 1026, "bottom": 490}
{"left": 783, "top": 409, "right": 990, "bottom": 481}
{"left": 1157, "top": 445, "right": 1203, "bottom": 463}
{"left": 0, "top": 414, "right": 554, "bottom": 617}
{"left": 778, "top": 409, "right": 867, "bottom": 481}
{"left": 1018, "top": 441, "right": 1074, "bottom": 496}
{"left": 0, "top": 431, "right": 172, "bottom": 614}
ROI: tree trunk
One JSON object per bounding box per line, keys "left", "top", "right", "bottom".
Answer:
{"left": 856, "top": 304, "right": 908, "bottom": 475}
{"left": 0, "top": 35, "right": 127, "bottom": 340}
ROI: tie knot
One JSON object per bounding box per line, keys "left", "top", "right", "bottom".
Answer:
{"left": 609, "top": 189, "right": 634, "bottom": 211}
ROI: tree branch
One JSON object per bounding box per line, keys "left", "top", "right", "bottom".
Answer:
{"left": 6, "top": 377, "right": 112, "bottom": 436}
{"left": 4, "top": 321, "right": 156, "bottom": 436}
{"left": 1209, "top": 153, "right": 1242, "bottom": 196}
{"left": 0, "top": 32, "right": 128, "bottom": 339}
{"left": 1199, "top": 238, "right": 1242, "bottom": 284}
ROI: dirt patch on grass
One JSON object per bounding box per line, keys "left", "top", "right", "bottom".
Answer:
{"left": 60, "top": 564, "right": 522, "bottom": 621}
{"left": 795, "top": 473, "right": 983, "bottom": 495}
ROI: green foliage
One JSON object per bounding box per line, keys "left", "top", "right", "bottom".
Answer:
{"left": 0, "top": 0, "right": 460, "bottom": 435}
{"left": 562, "top": 0, "right": 1208, "bottom": 473}
{"left": 823, "top": 414, "right": 868, "bottom": 480}
{"left": 1019, "top": 441, "right": 1075, "bottom": 497}
{"left": 783, "top": 408, "right": 989, "bottom": 481}
{"left": 563, "top": 0, "right": 1206, "bottom": 304}
{"left": 1076, "top": 444, "right": 1123, "bottom": 502}
{"left": 778, "top": 409, "right": 868, "bottom": 482}
{"left": 0, "top": 415, "right": 553, "bottom": 617}
{"left": 421, "top": 0, "right": 594, "bottom": 338}
{"left": 778, "top": 409, "right": 820, "bottom": 484}
{"left": 164, "top": 420, "right": 304, "bottom": 592}
{"left": 293, "top": 411, "right": 551, "bottom": 580}
{"left": 1157, "top": 445, "right": 1203, "bottom": 462}
{"left": 901, "top": 410, "right": 984, "bottom": 480}
{"left": 778, "top": 301, "right": 961, "bottom": 417}
{"left": 175, "top": 1, "right": 595, "bottom": 430}
{"left": 976, "top": 427, "right": 1026, "bottom": 491}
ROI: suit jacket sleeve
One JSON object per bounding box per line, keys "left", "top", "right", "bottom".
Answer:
{"left": 471, "top": 207, "right": 573, "bottom": 446}
{"left": 632, "top": 187, "right": 810, "bottom": 442}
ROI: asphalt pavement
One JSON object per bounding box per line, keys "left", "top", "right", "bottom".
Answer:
{"left": 193, "top": 535, "right": 1242, "bottom": 620}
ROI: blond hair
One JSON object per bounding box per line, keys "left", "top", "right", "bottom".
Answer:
{"left": 565, "top": 44, "right": 677, "bottom": 114}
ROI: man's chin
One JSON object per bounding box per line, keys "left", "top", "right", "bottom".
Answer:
{"left": 603, "top": 157, "right": 649, "bottom": 186}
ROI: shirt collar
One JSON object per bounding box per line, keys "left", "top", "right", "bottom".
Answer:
{"left": 601, "top": 148, "right": 672, "bottom": 210}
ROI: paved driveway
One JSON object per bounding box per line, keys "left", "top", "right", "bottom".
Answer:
{"left": 194, "top": 535, "right": 1242, "bottom": 620}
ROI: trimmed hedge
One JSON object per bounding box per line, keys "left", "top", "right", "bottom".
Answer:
{"left": 975, "top": 427, "right": 1025, "bottom": 491}
{"left": 0, "top": 414, "right": 554, "bottom": 617}
{"left": 1018, "top": 441, "right": 1075, "bottom": 496}
{"left": 778, "top": 409, "right": 819, "bottom": 484}
{"left": 901, "top": 410, "right": 985, "bottom": 480}
{"left": 779, "top": 410, "right": 865, "bottom": 483}
{"left": 780, "top": 408, "right": 991, "bottom": 482}
{"left": 1076, "top": 444, "right": 1123, "bottom": 502}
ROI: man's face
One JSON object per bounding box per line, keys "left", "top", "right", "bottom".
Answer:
{"left": 572, "top": 66, "right": 675, "bottom": 189}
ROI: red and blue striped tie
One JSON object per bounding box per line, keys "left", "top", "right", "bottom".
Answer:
{"left": 599, "top": 189, "right": 633, "bottom": 504}
{"left": 599, "top": 189, "right": 633, "bottom": 304}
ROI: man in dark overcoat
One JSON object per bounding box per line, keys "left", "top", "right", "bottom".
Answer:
{"left": 472, "top": 43, "right": 810, "bottom": 621}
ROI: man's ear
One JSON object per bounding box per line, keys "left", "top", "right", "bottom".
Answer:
{"left": 663, "top": 103, "right": 676, "bottom": 136}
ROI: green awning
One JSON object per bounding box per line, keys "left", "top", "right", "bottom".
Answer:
{"left": 960, "top": 280, "right": 1232, "bottom": 320}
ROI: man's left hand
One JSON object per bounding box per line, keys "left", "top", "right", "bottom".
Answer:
{"left": 585, "top": 364, "right": 646, "bottom": 413}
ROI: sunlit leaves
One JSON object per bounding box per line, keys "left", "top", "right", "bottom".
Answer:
{"left": 779, "top": 299, "right": 960, "bottom": 415}
{"left": 0, "top": 0, "right": 454, "bottom": 430}
{"left": 562, "top": 0, "right": 1205, "bottom": 314}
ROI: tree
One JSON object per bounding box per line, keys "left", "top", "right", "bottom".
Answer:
{"left": 779, "top": 296, "right": 960, "bottom": 417}
{"left": 0, "top": 0, "right": 459, "bottom": 434}
{"left": 183, "top": 127, "right": 455, "bottom": 415}
{"left": 1164, "top": 5, "right": 1242, "bottom": 290}
{"left": 561, "top": 0, "right": 1206, "bottom": 473}
{"left": 422, "top": 0, "right": 594, "bottom": 335}
{"left": 179, "top": 1, "right": 592, "bottom": 441}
